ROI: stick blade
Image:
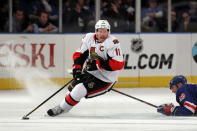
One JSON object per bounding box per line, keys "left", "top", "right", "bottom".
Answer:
{"left": 22, "top": 115, "right": 29, "bottom": 120}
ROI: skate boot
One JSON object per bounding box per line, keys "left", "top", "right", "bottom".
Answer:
{"left": 47, "top": 105, "right": 64, "bottom": 117}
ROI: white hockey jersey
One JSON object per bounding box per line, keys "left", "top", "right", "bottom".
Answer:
{"left": 73, "top": 33, "right": 124, "bottom": 83}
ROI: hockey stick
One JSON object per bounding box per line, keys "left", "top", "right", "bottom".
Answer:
{"left": 87, "top": 54, "right": 158, "bottom": 108}
{"left": 111, "top": 88, "right": 158, "bottom": 108}
{"left": 22, "top": 79, "right": 74, "bottom": 120}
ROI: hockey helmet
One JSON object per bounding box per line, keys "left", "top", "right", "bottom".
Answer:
{"left": 95, "top": 20, "right": 110, "bottom": 33}
{"left": 169, "top": 75, "right": 187, "bottom": 89}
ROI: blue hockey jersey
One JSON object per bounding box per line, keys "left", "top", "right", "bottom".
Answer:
{"left": 174, "top": 84, "right": 197, "bottom": 116}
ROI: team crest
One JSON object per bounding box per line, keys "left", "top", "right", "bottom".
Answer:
{"left": 88, "top": 82, "right": 95, "bottom": 88}
{"left": 179, "top": 93, "right": 186, "bottom": 102}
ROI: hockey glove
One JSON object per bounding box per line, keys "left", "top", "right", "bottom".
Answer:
{"left": 86, "top": 59, "right": 98, "bottom": 71}
{"left": 85, "top": 50, "right": 101, "bottom": 71}
{"left": 86, "top": 58, "right": 113, "bottom": 71}
{"left": 73, "top": 69, "right": 82, "bottom": 81}
{"left": 157, "top": 103, "right": 175, "bottom": 116}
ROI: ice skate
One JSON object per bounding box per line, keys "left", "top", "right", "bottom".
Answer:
{"left": 47, "top": 105, "right": 64, "bottom": 117}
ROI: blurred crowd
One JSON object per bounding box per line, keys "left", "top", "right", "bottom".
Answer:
{"left": 0, "top": 0, "right": 59, "bottom": 33}
{"left": 0, "top": 0, "right": 197, "bottom": 33}
{"left": 142, "top": 0, "right": 197, "bottom": 32}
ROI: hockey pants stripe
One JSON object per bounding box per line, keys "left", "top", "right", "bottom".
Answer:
{"left": 87, "top": 83, "right": 113, "bottom": 98}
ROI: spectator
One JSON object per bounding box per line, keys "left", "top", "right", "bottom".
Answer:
{"left": 80, "top": 0, "right": 95, "bottom": 32}
{"left": 188, "top": 1, "right": 197, "bottom": 22}
{"left": 28, "top": 0, "right": 44, "bottom": 23}
{"left": 101, "top": 0, "right": 127, "bottom": 32}
{"left": 84, "top": 0, "right": 95, "bottom": 13}
{"left": 32, "top": 10, "right": 58, "bottom": 33}
{"left": 179, "top": 12, "right": 190, "bottom": 32}
{"left": 28, "top": 0, "right": 58, "bottom": 24}
{"left": 101, "top": 0, "right": 110, "bottom": 19}
{"left": 41, "top": 0, "right": 58, "bottom": 26}
{"left": 171, "top": 11, "right": 180, "bottom": 32}
{"left": 178, "top": 12, "right": 197, "bottom": 32}
{"left": 180, "top": 1, "right": 197, "bottom": 32}
{"left": 173, "top": 1, "right": 197, "bottom": 32}
{"left": 63, "top": 0, "right": 72, "bottom": 24}
{"left": 155, "top": 3, "right": 167, "bottom": 32}
{"left": 123, "top": 0, "right": 135, "bottom": 32}
{"left": 63, "top": 2, "right": 92, "bottom": 33}
{"left": 142, "top": 0, "right": 163, "bottom": 32}
{"left": 4, "top": 8, "right": 33, "bottom": 32}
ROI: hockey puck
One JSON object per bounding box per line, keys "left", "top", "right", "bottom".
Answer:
{"left": 22, "top": 116, "right": 29, "bottom": 120}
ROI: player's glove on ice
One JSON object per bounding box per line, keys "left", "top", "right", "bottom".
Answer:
{"left": 73, "top": 69, "right": 82, "bottom": 81}
{"left": 157, "top": 103, "right": 176, "bottom": 116}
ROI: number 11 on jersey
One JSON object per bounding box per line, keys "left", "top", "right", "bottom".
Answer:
{"left": 115, "top": 48, "right": 121, "bottom": 56}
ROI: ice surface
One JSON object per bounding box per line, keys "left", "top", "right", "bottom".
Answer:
{"left": 0, "top": 88, "right": 197, "bottom": 131}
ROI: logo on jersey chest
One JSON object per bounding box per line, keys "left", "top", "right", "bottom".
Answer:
{"left": 179, "top": 93, "right": 186, "bottom": 102}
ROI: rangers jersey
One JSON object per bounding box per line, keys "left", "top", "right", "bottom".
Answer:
{"left": 174, "top": 84, "right": 197, "bottom": 116}
{"left": 72, "top": 33, "right": 124, "bottom": 83}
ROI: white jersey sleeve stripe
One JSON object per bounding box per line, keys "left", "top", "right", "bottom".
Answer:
{"left": 184, "top": 101, "right": 196, "bottom": 113}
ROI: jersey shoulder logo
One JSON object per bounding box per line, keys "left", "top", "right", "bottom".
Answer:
{"left": 113, "top": 39, "right": 119, "bottom": 44}
{"left": 179, "top": 93, "right": 186, "bottom": 102}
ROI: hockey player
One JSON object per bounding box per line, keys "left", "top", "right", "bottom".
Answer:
{"left": 157, "top": 75, "right": 197, "bottom": 116}
{"left": 47, "top": 20, "right": 125, "bottom": 116}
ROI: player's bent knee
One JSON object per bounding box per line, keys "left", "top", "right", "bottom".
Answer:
{"left": 70, "top": 83, "right": 87, "bottom": 102}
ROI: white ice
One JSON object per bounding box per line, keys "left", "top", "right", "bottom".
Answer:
{"left": 0, "top": 87, "right": 197, "bottom": 131}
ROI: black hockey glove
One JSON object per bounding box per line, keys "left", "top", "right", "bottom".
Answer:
{"left": 86, "top": 57, "right": 113, "bottom": 71}
{"left": 86, "top": 59, "right": 97, "bottom": 71}
{"left": 73, "top": 69, "right": 82, "bottom": 81}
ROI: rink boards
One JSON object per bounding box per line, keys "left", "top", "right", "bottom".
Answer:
{"left": 0, "top": 33, "right": 197, "bottom": 89}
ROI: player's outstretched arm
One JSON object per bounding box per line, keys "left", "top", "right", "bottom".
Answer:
{"left": 157, "top": 103, "right": 176, "bottom": 116}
